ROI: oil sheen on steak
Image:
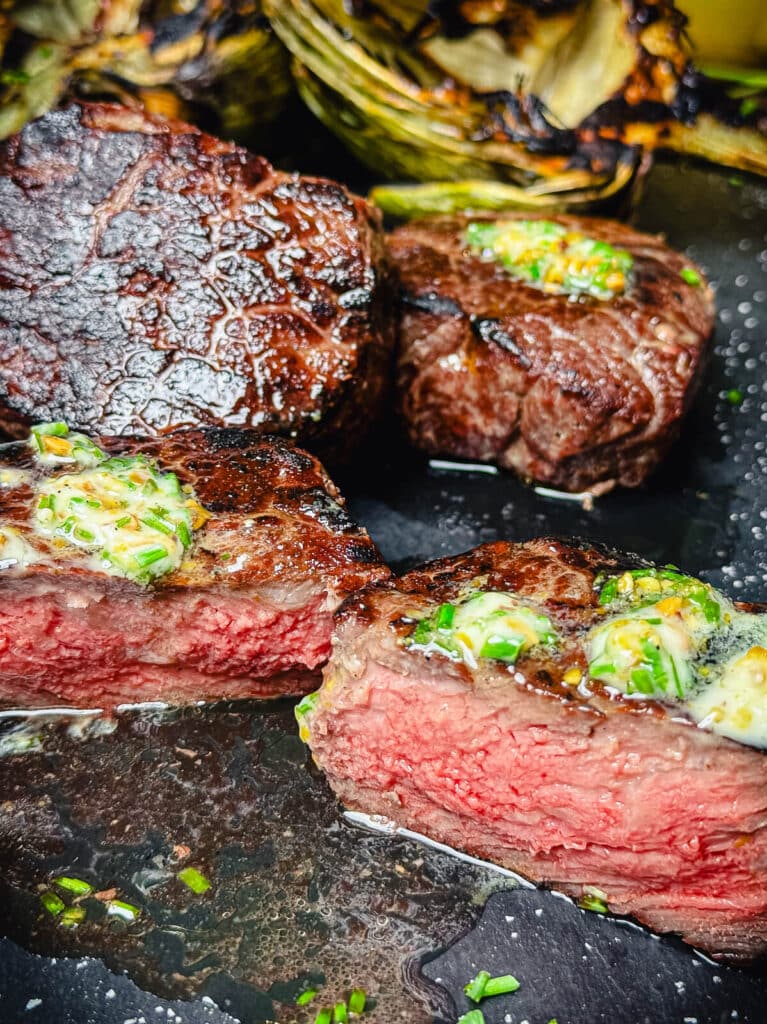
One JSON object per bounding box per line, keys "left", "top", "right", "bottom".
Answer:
{"left": 303, "top": 539, "right": 767, "bottom": 959}
{"left": 389, "top": 215, "right": 714, "bottom": 492}
{"left": 0, "top": 103, "right": 392, "bottom": 457}
{"left": 0, "top": 429, "right": 388, "bottom": 708}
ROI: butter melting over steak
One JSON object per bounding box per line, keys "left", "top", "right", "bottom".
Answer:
{"left": 303, "top": 540, "right": 767, "bottom": 959}
{"left": 0, "top": 429, "right": 389, "bottom": 708}
{"left": 389, "top": 215, "right": 714, "bottom": 492}
{"left": 0, "top": 103, "right": 392, "bottom": 456}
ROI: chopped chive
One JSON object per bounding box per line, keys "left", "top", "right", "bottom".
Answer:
{"left": 726, "top": 388, "right": 744, "bottom": 406}
{"left": 333, "top": 1002, "right": 348, "bottom": 1023}
{"left": 579, "top": 893, "right": 608, "bottom": 913}
{"left": 40, "top": 891, "right": 65, "bottom": 917}
{"left": 85, "top": 498, "right": 101, "bottom": 509}
{"left": 176, "top": 521, "right": 192, "bottom": 547}
{"left": 464, "top": 971, "right": 491, "bottom": 1002}
{"left": 53, "top": 876, "right": 93, "bottom": 896}
{"left": 296, "top": 988, "right": 319, "bottom": 1006}
{"left": 59, "top": 906, "right": 87, "bottom": 928}
{"left": 177, "top": 866, "right": 211, "bottom": 894}
{"left": 37, "top": 494, "right": 55, "bottom": 511}
{"left": 457, "top": 1012, "right": 485, "bottom": 1024}
{"left": 220, "top": 551, "right": 232, "bottom": 562}
{"left": 598, "top": 579, "right": 619, "bottom": 604}
{"left": 479, "top": 636, "right": 523, "bottom": 663}
{"left": 58, "top": 516, "right": 76, "bottom": 536}
{"left": 314, "top": 1010, "right": 332, "bottom": 1024}
{"left": 740, "top": 97, "right": 759, "bottom": 118}
{"left": 680, "top": 267, "right": 701, "bottom": 287}
{"left": 140, "top": 514, "right": 174, "bottom": 536}
{"left": 73, "top": 527, "right": 95, "bottom": 543}
{"left": 483, "top": 975, "right": 520, "bottom": 998}
{"left": 106, "top": 899, "right": 141, "bottom": 922}
{"left": 134, "top": 546, "right": 168, "bottom": 568}
{"left": 115, "top": 515, "right": 132, "bottom": 528}
{"left": 435, "top": 602, "right": 455, "bottom": 629}
{"left": 348, "top": 989, "right": 366, "bottom": 1014}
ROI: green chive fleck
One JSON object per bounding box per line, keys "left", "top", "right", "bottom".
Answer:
{"left": 464, "top": 971, "right": 491, "bottom": 1002}
{"left": 348, "top": 989, "right": 366, "bottom": 1014}
{"left": 177, "top": 866, "right": 211, "bottom": 894}
{"left": 435, "top": 603, "right": 455, "bottom": 629}
{"left": 134, "top": 546, "right": 168, "bottom": 568}
{"left": 726, "top": 388, "right": 744, "bottom": 406}
{"left": 333, "top": 1002, "right": 348, "bottom": 1023}
{"left": 457, "top": 1011, "right": 485, "bottom": 1024}
{"left": 483, "top": 975, "right": 520, "bottom": 998}
{"left": 680, "top": 267, "right": 701, "bottom": 287}
{"left": 40, "top": 891, "right": 65, "bottom": 917}
{"left": 297, "top": 988, "right": 319, "bottom": 1006}
{"left": 53, "top": 876, "right": 93, "bottom": 896}
{"left": 60, "top": 906, "right": 87, "bottom": 928}
{"left": 106, "top": 899, "right": 141, "bottom": 922}
{"left": 314, "top": 1010, "right": 332, "bottom": 1024}
{"left": 579, "top": 893, "right": 608, "bottom": 914}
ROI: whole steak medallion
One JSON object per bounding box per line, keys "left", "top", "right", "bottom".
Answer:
{"left": 0, "top": 103, "right": 392, "bottom": 456}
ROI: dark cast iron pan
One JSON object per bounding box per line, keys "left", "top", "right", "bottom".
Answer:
{"left": 1, "top": 106, "right": 766, "bottom": 1024}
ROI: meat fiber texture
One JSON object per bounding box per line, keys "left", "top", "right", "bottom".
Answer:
{"left": 303, "top": 539, "right": 767, "bottom": 960}
{"left": 389, "top": 215, "right": 715, "bottom": 493}
{"left": 0, "top": 103, "right": 394, "bottom": 461}
{"left": 0, "top": 429, "right": 388, "bottom": 709}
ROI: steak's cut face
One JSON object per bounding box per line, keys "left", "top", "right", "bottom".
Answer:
{"left": 389, "top": 214, "right": 715, "bottom": 493}
{"left": 302, "top": 539, "right": 767, "bottom": 959}
{"left": 0, "top": 103, "right": 393, "bottom": 458}
{"left": 0, "top": 427, "right": 389, "bottom": 709}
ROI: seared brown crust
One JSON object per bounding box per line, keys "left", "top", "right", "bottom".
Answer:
{"left": 0, "top": 428, "right": 388, "bottom": 596}
{"left": 0, "top": 103, "right": 394, "bottom": 458}
{"left": 389, "top": 214, "right": 715, "bottom": 492}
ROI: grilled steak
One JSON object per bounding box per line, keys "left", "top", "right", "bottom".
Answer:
{"left": 300, "top": 539, "right": 767, "bottom": 959}
{"left": 389, "top": 215, "right": 714, "bottom": 492}
{"left": 0, "top": 103, "right": 393, "bottom": 458}
{"left": 0, "top": 426, "right": 388, "bottom": 709}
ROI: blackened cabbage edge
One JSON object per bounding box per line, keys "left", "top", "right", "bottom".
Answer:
{"left": 266, "top": 0, "right": 767, "bottom": 214}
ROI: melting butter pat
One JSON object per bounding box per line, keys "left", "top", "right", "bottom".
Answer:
{"left": 689, "top": 646, "right": 767, "bottom": 748}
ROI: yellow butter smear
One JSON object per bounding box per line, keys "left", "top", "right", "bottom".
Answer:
{"left": 465, "top": 219, "right": 633, "bottom": 299}
{"left": 30, "top": 423, "right": 210, "bottom": 584}
{"left": 587, "top": 568, "right": 767, "bottom": 749}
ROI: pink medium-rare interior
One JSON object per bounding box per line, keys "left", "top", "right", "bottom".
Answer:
{"left": 0, "top": 582, "right": 333, "bottom": 707}
{"left": 312, "top": 663, "right": 767, "bottom": 951}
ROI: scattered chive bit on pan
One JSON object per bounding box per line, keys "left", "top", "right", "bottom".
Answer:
{"left": 59, "top": 906, "right": 87, "bottom": 928}
{"left": 464, "top": 971, "right": 491, "bottom": 1001}
{"left": 579, "top": 888, "right": 609, "bottom": 914}
{"left": 177, "top": 866, "right": 211, "bottom": 893}
{"left": 106, "top": 899, "right": 141, "bottom": 922}
{"left": 727, "top": 388, "right": 744, "bottom": 405}
{"left": 680, "top": 266, "right": 702, "bottom": 286}
{"left": 464, "top": 971, "right": 520, "bottom": 1002}
{"left": 457, "top": 1011, "right": 485, "bottom": 1024}
{"left": 39, "top": 892, "right": 65, "bottom": 917}
{"left": 348, "top": 989, "right": 366, "bottom": 1014}
{"left": 52, "top": 876, "right": 93, "bottom": 896}
{"left": 332, "top": 1002, "right": 348, "bottom": 1023}
{"left": 296, "top": 988, "right": 319, "bottom": 1006}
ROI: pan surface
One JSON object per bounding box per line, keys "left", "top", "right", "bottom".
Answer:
{"left": 0, "top": 110, "right": 766, "bottom": 1024}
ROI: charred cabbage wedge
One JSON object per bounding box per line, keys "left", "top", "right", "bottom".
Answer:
{"left": 266, "top": 0, "right": 767, "bottom": 215}
{"left": 0, "top": 1, "right": 291, "bottom": 141}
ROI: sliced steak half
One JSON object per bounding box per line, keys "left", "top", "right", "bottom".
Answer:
{"left": 0, "top": 103, "right": 393, "bottom": 459}
{"left": 301, "top": 539, "right": 767, "bottom": 959}
{"left": 0, "top": 427, "right": 388, "bottom": 709}
{"left": 389, "top": 214, "right": 714, "bottom": 492}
